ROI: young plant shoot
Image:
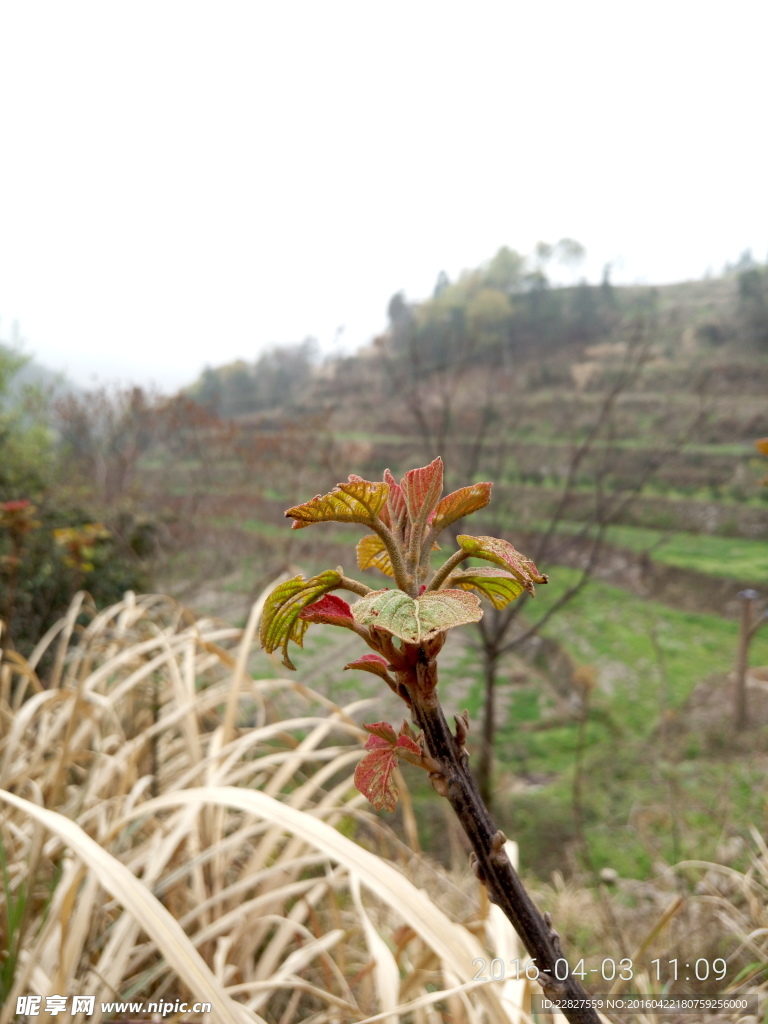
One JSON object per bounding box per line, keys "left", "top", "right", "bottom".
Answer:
{"left": 260, "top": 457, "right": 601, "bottom": 1024}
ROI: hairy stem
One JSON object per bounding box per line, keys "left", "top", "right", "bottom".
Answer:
{"left": 368, "top": 519, "right": 414, "bottom": 594}
{"left": 427, "top": 547, "right": 468, "bottom": 592}
{"left": 336, "top": 573, "right": 374, "bottom": 598}
{"left": 406, "top": 510, "right": 427, "bottom": 584}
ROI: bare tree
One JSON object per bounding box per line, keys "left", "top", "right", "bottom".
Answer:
{"left": 379, "top": 296, "right": 708, "bottom": 804}
{"left": 54, "top": 385, "right": 166, "bottom": 505}
{"left": 471, "top": 334, "right": 709, "bottom": 801}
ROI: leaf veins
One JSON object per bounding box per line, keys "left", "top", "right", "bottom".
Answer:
{"left": 285, "top": 479, "right": 389, "bottom": 530}
{"left": 259, "top": 570, "right": 343, "bottom": 669}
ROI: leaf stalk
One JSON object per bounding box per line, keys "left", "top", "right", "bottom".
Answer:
{"left": 427, "top": 548, "right": 468, "bottom": 592}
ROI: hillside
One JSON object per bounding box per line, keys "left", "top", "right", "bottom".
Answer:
{"left": 134, "top": 258, "right": 768, "bottom": 884}
{"left": 157, "top": 257, "right": 768, "bottom": 625}
{"left": 183, "top": 258, "right": 768, "bottom": 421}
{"left": 5, "top": 253, "right": 767, "bottom": 886}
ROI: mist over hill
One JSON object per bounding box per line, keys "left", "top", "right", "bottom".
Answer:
{"left": 0, "top": 341, "right": 78, "bottom": 410}
{"left": 181, "top": 247, "right": 768, "bottom": 423}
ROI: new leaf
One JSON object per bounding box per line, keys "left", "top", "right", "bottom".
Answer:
{"left": 431, "top": 482, "right": 492, "bottom": 533}
{"left": 259, "top": 570, "right": 343, "bottom": 669}
{"left": 285, "top": 478, "right": 389, "bottom": 530}
{"left": 356, "top": 534, "right": 394, "bottom": 577}
{"left": 299, "top": 594, "right": 355, "bottom": 627}
{"left": 354, "top": 721, "right": 421, "bottom": 812}
{"left": 401, "top": 457, "right": 444, "bottom": 524}
{"left": 380, "top": 468, "right": 407, "bottom": 530}
{"left": 344, "top": 653, "right": 393, "bottom": 680}
{"left": 450, "top": 567, "right": 526, "bottom": 609}
{"left": 352, "top": 588, "right": 481, "bottom": 644}
{"left": 456, "top": 535, "right": 548, "bottom": 594}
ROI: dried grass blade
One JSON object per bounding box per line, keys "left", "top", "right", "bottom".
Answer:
{"left": 482, "top": 841, "right": 531, "bottom": 1021}
{"left": 124, "top": 787, "right": 511, "bottom": 1024}
{"left": 0, "top": 691, "right": 72, "bottom": 789}
{"left": 219, "top": 582, "right": 274, "bottom": 748}
{"left": 249, "top": 929, "right": 345, "bottom": 1013}
{"left": 353, "top": 977, "right": 532, "bottom": 1024}
{"left": 0, "top": 790, "right": 259, "bottom": 1024}
{"left": 350, "top": 875, "right": 400, "bottom": 1024}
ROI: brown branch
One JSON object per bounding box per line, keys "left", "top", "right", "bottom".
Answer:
{"left": 397, "top": 645, "right": 601, "bottom": 1024}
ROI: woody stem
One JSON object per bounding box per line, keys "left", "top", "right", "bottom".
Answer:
{"left": 400, "top": 650, "right": 601, "bottom": 1024}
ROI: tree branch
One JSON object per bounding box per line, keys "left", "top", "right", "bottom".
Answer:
{"left": 399, "top": 648, "right": 601, "bottom": 1024}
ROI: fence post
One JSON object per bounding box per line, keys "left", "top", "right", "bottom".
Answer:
{"left": 735, "top": 590, "right": 759, "bottom": 731}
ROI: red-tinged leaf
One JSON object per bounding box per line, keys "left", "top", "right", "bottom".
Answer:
{"left": 457, "top": 535, "right": 548, "bottom": 594}
{"left": 259, "top": 570, "right": 342, "bottom": 669}
{"left": 354, "top": 744, "right": 399, "bottom": 812}
{"left": 361, "top": 720, "right": 420, "bottom": 753}
{"left": 398, "top": 719, "right": 418, "bottom": 744}
{"left": 299, "top": 593, "right": 355, "bottom": 627}
{"left": 362, "top": 720, "right": 399, "bottom": 744}
{"left": 450, "top": 567, "right": 526, "bottom": 609}
{"left": 432, "top": 482, "right": 492, "bottom": 532}
{"left": 344, "top": 653, "right": 392, "bottom": 679}
{"left": 354, "top": 722, "right": 422, "bottom": 812}
{"left": 356, "top": 534, "right": 394, "bottom": 577}
{"left": 401, "top": 457, "right": 444, "bottom": 524}
{"left": 395, "top": 731, "right": 421, "bottom": 757}
{"left": 352, "top": 588, "right": 482, "bottom": 644}
{"left": 285, "top": 478, "right": 389, "bottom": 530}
{"left": 381, "top": 468, "right": 407, "bottom": 529}
{"left": 756, "top": 438, "right": 768, "bottom": 456}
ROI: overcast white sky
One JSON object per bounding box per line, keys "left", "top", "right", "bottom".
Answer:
{"left": 0, "top": 1, "right": 765, "bottom": 391}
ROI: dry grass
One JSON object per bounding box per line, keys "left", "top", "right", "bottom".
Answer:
{"left": 0, "top": 589, "right": 535, "bottom": 1024}
{"left": 4, "top": 589, "right": 767, "bottom": 1024}
{"left": 526, "top": 856, "right": 768, "bottom": 1023}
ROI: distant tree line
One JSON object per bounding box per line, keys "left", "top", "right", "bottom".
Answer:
{"left": 182, "top": 243, "right": 768, "bottom": 424}
{"left": 736, "top": 262, "right": 768, "bottom": 350}
{"left": 189, "top": 338, "right": 318, "bottom": 418}
{"left": 698, "top": 248, "right": 768, "bottom": 351}
{"left": 384, "top": 241, "right": 620, "bottom": 378}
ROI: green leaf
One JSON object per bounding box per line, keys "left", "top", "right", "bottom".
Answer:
{"left": 432, "top": 482, "right": 492, "bottom": 532}
{"left": 356, "top": 534, "right": 394, "bottom": 577}
{"left": 456, "top": 535, "right": 548, "bottom": 595}
{"left": 401, "top": 457, "right": 443, "bottom": 524}
{"left": 285, "top": 478, "right": 389, "bottom": 530}
{"left": 352, "top": 588, "right": 481, "bottom": 644}
{"left": 259, "top": 570, "right": 342, "bottom": 668}
{"left": 449, "top": 568, "right": 525, "bottom": 609}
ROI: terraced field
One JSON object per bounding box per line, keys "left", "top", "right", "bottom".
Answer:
{"left": 147, "top": 325, "right": 767, "bottom": 881}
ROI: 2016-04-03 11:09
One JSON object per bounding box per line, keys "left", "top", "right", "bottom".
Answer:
{"left": 471, "top": 957, "right": 728, "bottom": 983}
